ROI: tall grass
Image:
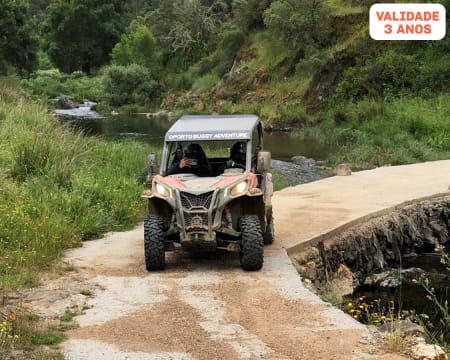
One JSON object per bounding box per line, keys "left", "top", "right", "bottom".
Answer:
{"left": 20, "top": 69, "right": 103, "bottom": 103}
{"left": 0, "top": 80, "right": 154, "bottom": 290}
{"left": 192, "top": 73, "right": 221, "bottom": 93}
{"left": 297, "top": 95, "right": 450, "bottom": 169}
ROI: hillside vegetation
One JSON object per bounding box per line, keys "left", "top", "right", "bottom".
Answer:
{"left": 5, "top": 0, "right": 448, "bottom": 167}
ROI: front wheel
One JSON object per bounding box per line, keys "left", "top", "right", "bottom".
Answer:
{"left": 144, "top": 215, "right": 165, "bottom": 271}
{"left": 240, "top": 215, "right": 264, "bottom": 271}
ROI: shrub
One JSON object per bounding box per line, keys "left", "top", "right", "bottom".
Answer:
{"left": 147, "top": 0, "right": 227, "bottom": 67}
{"left": 295, "top": 47, "right": 324, "bottom": 77}
{"left": 417, "top": 52, "right": 450, "bottom": 95}
{"left": 195, "top": 23, "right": 245, "bottom": 77}
{"left": 36, "top": 51, "right": 53, "bottom": 70}
{"left": 263, "top": 0, "right": 329, "bottom": 48}
{"left": 102, "top": 64, "right": 160, "bottom": 107}
{"left": 111, "top": 25, "right": 161, "bottom": 75}
{"left": 192, "top": 73, "right": 221, "bottom": 93}
{"left": 21, "top": 69, "right": 103, "bottom": 102}
{"left": 232, "top": 0, "right": 272, "bottom": 31}
{"left": 168, "top": 72, "right": 194, "bottom": 91}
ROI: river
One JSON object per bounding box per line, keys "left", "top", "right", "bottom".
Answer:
{"left": 66, "top": 113, "right": 330, "bottom": 161}
{"left": 65, "top": 112, "right": 331, "bottom": 184}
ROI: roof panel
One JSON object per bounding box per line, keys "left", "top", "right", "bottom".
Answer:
{"left": 165, "top": 115, "right": 260, "bottom": 141}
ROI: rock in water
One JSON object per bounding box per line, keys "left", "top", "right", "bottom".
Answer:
{"left": 363, "top": 267, "right": 425, "bottom": 289}
{"left": 271, "top": 159, "right": 329, "bottom": 185}
{"left": 53, "top": 95, "right": 76, "bottom": 109}
{"left": 291, "top": 156, "right": 317, "bottom": 168}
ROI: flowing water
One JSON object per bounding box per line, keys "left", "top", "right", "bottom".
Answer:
{"left": 65, "top": 113, "right": 331, "bottom": 184}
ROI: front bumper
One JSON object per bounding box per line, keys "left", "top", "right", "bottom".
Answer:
{"left": 175, "top": 189, "right": 221, "bottom": 242}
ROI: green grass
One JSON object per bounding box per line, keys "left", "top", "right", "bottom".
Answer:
{"left": 31, "top": 330, "right": 63, "bottom": 346}
{"left": 0, "top": 309, "right": 67, "bottom": 359}
{"left": 0, "top": 80, "right": 154, "bottom": 291}
{"left": 21, "top": 69, "right": 103, "bottom": 103}
{"left": 272, "top": 170, "right": 291, "bottom": 191}
{"left": 80, "top": 289, "right": 94, "bottom": 297}
{"left": 320, "top": 283, "right": 342, "bottom": 306}
{"left": 325, "top": 0, "right": 364, "bottom": 16}
{"left": 253, "top": 31, "right": 292, "bottom": 71}
{"left": 192, "top": 73, "right": 221, "bottom": 93}
{"left": 60, "top": 310, "right": 76, "bottom": 323}
{"left": 296, "top": 95, "right": 450, "bottom": 169}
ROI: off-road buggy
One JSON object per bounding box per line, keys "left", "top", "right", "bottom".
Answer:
{"left": 142, "top": 115, "right": 274, "bottom": 271}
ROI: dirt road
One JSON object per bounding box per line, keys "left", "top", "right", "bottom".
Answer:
{"left": 57, "top": 226, "right": 402, "bottom": 360}
{"left": 29, "top": 161, "right": 450, "bottom": 359}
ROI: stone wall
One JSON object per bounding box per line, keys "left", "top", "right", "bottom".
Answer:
{"left": 291, "top": 196, "right": 450, "bottom": 287}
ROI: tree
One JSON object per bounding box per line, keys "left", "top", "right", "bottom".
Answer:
{"left": 29, "top": 0, "right": 51, "bottom": 17}
{"left": 263, "top": 0, "right": 328, "bottom": 48}
{"left": 232, "top": 0, "right": 272, "bottom": 31}
{"left": 0, "top": 0, "right": 38, "bottom": 75}
{"left": 147, "top": 0, "right": 228, "bottom": 66}
{"left": 44, "top": 0, "right": 126, "bottom": 74}
{"left": 111, "top": 25, "right": 161, "bottom": 75}
{"left": 102, "top": 64, "right": 160, "bottom": 106}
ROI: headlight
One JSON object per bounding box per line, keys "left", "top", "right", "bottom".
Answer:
{"left": 155, "top": 183, "right": 170, "bottom": 197}
{"left": 230, "top": 180, "right": 248, "bottom": 196}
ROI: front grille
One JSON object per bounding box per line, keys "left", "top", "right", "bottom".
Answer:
{"left": 180, "top": 191, "right": 215, "bottom": 230}
{"left": 184, "top": 212, "right": 208, "bottom": 229}
{"left": 180, "top": 191, "right": 213, "bottom": 210}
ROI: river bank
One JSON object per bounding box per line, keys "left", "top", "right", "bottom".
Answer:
{"left": 0, "top": 83, "right": 154, "bottom": 291}
{"left": 295, "top": 194, "right": 450, "bottom": 353}
{"left": 292, "top": 195, "right": 450, "bottom": 285}
{"left": 19, "top": 66, "right": 450, "bottom": 170}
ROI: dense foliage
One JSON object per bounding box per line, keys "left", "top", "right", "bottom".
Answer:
{"left": 44, "top": 0, "right": 127, "bottom": 73}
{"left": 0, "top": 0, "right": 38, "bottom": 74}
{"left": 264, "top": 0, "right": 329, "bottom": 47}
{"left": 21, "top": 69, "right": 103, "bottom": 102}
{"left": 3, "top": 0, "right": 450, "bottom": 160}
{"left": 111, "top": 25, "right": 161, "bottom": 74}
{"left": 103, "top": 64, "right": 160, "bottom": 106}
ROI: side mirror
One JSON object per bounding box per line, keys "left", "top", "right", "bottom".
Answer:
{"left": 257, "top": 151, "right": 271, "bottom": 173}
{"left": 146, "top": 153, "right": 158, "bottom": 184}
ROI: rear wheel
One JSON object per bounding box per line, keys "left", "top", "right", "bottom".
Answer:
{"left": 240, "top": 215, "right": 264, "bottom": 271}
{"left": 144, "top": 215, "right": 165, "bottom": 271}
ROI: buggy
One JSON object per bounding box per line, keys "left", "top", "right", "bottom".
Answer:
{"left": 142, "top": 115, "right": 274, "bottom": 271}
